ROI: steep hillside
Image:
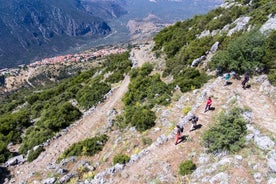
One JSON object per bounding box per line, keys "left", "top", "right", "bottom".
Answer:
{"left": 7, "top": 41, "right": 276, "bottom": 184}
{"left": 1, "top": 0, "right": 276, "bottom": 184}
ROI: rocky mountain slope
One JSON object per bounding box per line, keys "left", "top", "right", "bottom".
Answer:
{"left": 2, "top": 1, "right": 276, "bottom": 184}
{"left": 7, "top": 41, "right": 276, "bottom": 184}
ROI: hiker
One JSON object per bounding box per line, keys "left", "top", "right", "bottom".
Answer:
{"left": 175, "top": 125, "right": 183, "bottom": 145}
{"left": 204, "top": 96, "right": 212, "bottom": 112}
{"left": 230, "top": 71, "right": 240, "bottom": 80}
{"left": 189, "top": 115, "right": 199, "bottom": 131}
{"left": 224, "top": 73, "right": 230, "bottom": 86}
{"left": 242, "top": 72, "right": 249, "bottom": 89}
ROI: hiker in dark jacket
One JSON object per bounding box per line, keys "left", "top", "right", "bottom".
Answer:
{"left": 189, "top": 115, "right": 199, "bottom": 131}
{"left": 242, "top": 72, "right": 250, "bottom": 89}
{"left": 175, "top": 125, "right": 182, "bottom": 145}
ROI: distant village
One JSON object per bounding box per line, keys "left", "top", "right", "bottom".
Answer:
{"left": 0, "top": 47, "right": 128, "bottom": 77}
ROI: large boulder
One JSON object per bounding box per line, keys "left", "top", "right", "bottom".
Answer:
{"left": 191, "top": 55, "right": 206, "bottom": 67}
{"left": 5, "top": 155, "right": 25, "bottom": 167}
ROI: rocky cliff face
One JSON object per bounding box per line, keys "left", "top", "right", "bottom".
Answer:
{"left": 0, "top": 0, "right": 126, "bottom": 68}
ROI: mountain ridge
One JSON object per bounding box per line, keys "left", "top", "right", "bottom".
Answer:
{"left": 0, "top": 0, "right": 124, "bottom": 69}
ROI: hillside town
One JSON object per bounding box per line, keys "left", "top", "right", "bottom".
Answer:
{"left": 0, "top": 47, "right": 127, "bottom": 77}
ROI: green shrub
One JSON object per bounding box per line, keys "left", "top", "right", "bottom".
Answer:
{"left": 61, "top": 135, "right": 108, "bottom": 158}
{"left": 39, "top": 102, "right": 82, "bottom": 131}
{"left": 19, "top": 127, "right": 53, "bottom": 154}
{"left": 124, "top": 106, "right": 156, "bottom": 132}
{"left": 0, "top": 139, "right": 9, "bottom": 163}
{"left": 183, "top": 106, "right": 191, "bottom": 115}
{"left": 104, "top": 52, "right": 131, "bottom": 74}
{"left": 27, "top": 146, "right": 45, "bottom": 162}
{"left": 106, "top": 71, "right": 124, "bottom": 83}
{"left": 179, "top": 160, "right": 196, "bottom": 176}
{"left": 123, "top": 72, "right": 171, "bottom": 107}
{"left": 142, "top": 137, "right": 152, "bottom": 145}
{"left": 140, "top": 63, "right": 154, "bottom": 76}
{"left": 202, "top": 107, "right": 247, "bottom": 153}
{"left": 210, "top": 30, "right": 267, "bottom": 74}
{"left": 76, "top": 81, "right": 111, "bottom": 109}
{"left": 113, "top": 154, "right": 130, "bottom": 165}
{"left": 173, "top": 68, "right": 208, "bottom": 93}
{"left": 268, "top": 69, "right": 276, "bottom": 86}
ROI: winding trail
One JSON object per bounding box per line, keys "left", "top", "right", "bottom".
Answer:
{"left": 110, "top": 78, "right": 276, "bottom": 183}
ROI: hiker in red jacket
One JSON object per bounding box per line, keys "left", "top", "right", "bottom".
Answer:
{"left": 204, "top": 96, "right": 212, "bottom": 112}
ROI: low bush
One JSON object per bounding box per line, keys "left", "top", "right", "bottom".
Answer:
{"left": 142, "top": 137, "right": 152, "bottom": 145}
{"left": 202, "top": 107, "right": 247, "bottom": 153}
{"left": 209, "top": 30, "right": 267, "bottom": 74}
{"left": 27, "top": 146, "right": 45, "bottom": 162}
{"left": 173, "top": 68, "right": 208, "bottom": 93}
{"left": 183, "top": 106, "right": 191, "bottom": 115}
{"left": 124, "top": 106, "right": 156, "bottom": 132}
{"left": 179, "top": 160, "right": 196, "bottom": 176}
{"left": 61, "top": 135, "right": 108, "bottom": 158}
{"left": 113, "top": 154, "right": 130, "bottom": 165}
{"left": 76, "top": 81, "right": 111, "bottom": 110}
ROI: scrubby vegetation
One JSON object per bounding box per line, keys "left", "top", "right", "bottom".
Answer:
{"left": 27, "top": 146, "right": 45, "bottom": 162}
{"left": 0, "top": 52, "right": 131, "bottom": 163}
{"left": 113, "top": 154, "right": 130, "bottom": 165}
{"left": 179, "top": 160, "right": 196, "bottom": 176}
{"left": 210, "top": 30, "right": 268, "bottom": 74}
{"left": 202, "top": 107, "right": 247, "bottom": 153}
{"left": 153, "top": 0, "right": 276, "bottom": 85}
{"left": 116, "top": 63, "right": 171, "bottom": 132}
{"left": 61, "top": 134, "right": 108, "bottom": 158}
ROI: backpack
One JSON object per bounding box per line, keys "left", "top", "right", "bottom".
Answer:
{"left": 192, "top": 116, "right": 198, "bottom": 124}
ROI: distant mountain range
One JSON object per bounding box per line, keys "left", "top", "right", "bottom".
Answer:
{"left": 0, "top": 0, "right": 126, "bottom": 69}
{"left": 0, "top": 0, "right": 223, "bottom": 69}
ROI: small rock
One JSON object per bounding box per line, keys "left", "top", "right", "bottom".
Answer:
{"left": 267, "top": 150, "right": 276, "bottom": 173}
{"left": 245, "top": 134, "right": 254, "bottom": 141}
{"left": 155, "top": 134, "right": 168, "bottom": 145}
{"left": 246, "top": 124, "right": 260, "bottom": 135}
{"left": 267, "top": 178, "right": 276, "bottom": 184}
{"left": 209, "top": 172, "right": 229, "bottom": 184}
{"left": 253, "top": 172, "right": 262, "bottom": 183}
{"left": 59, "top": 173, "right": 75, "bottom": 183}
{"left": 235, "top": 155, "right": 243, "bottom": 161}
{"left": 198, "top": 154, "right": 210, "bottom": 164}
{"left": 41, "top": 178, "right": 56, "bottom": 184}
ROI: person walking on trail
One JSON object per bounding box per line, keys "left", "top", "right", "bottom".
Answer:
{"left": 242, "top": 72, "right": 250, "bottom": 89}
{"left": 204, "top": 96, "right": 212, "bottom": 112}
{"left": 224, "top": 73, "right": 230, "bottom": 86}
{"left": 189, "top": 115, "right": 199, "bottom": 131}
{"left": 175, "top": 125, "right": 183, "bottom": 145}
